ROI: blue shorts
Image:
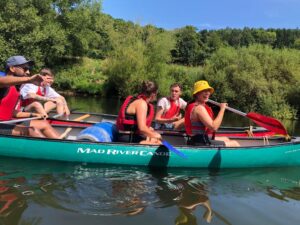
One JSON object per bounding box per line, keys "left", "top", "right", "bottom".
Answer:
{"left": 154, "top": 123, "right": 174, "bottom": 130}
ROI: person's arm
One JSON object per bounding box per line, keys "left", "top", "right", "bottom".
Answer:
{"left": 155, "top": 106, "right": 180, "bottom": 123}
{"left": 155, "top": 98, "right": 180, "bottom": 123}
{"left": 196, "top": 104, "right": 226, "bottom": 132}
{"left": 136, "top": 100, "right": 161, "bottom": 139}
{"left": 26, "top": 92, "right": 55, "bottom": 102}
{"left": 21, "top": 86, "right": 57, "bottom": 102}
{"left": 20, "top": 84, "right": 40, "bottom": 100}
{"left": 0, "top": 74, "right": 45, "bottom": 88}
{"left": 13, "top": 110, "right": 43, "bottom": 118}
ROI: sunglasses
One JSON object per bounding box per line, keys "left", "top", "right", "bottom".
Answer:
{"left": 17, "top": 65, "right": 31, "bottom": 71}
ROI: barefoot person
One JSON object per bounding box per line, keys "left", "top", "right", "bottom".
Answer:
{"left": 155, "top": 83, "right": 187, "bottom": 130}
{"left": 116, "top": 81, "right": 162, "bottom": 144}
{"left": 185, "top": 80, "right": 239, "bottom": 147}
{"left": 0, "top": 56, "right": 60, "bottom": 138}
{"left": 20, "top": 68, "right": 70, "bottom": 119}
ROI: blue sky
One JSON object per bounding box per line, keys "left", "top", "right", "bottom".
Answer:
{"left": 102, "top": 0, "right": 300, "bottom": 30}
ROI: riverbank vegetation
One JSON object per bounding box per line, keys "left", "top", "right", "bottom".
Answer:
{"left": 0, "top": 0, "right": 300, "bottom": 119}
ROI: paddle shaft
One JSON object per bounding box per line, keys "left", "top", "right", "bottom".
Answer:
{"left": 208, "top": 99, "right": 247, "bottom": 117}
{"left": 162, "top": 140, "right": 187, "bottom": 158}
{"left": 208, "top": 99, "right": 288, "bottom": 135}
{"left": 0, "top": 112, "right": 67, "bottom": 125}
{"left": 59, "top": 114, "right": 91, "bottom": 139}
{"left": 0, "top": 116, "right": 41, "bottom": 124}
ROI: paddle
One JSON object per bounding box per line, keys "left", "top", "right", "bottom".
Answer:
{"left": 0, "top": 116, "right": 41, "bottom": 124}
{"left": 59, "top": 114, "right": 91, "bottom": 139}
{"left": 162, "top": 140, "right": 187, "bottom": 158}
{"left": 208, "top": 99, "right": 288, "bottom": 136}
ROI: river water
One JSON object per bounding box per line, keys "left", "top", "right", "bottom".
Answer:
{"left": 0, "top": 96, "right": 299, "bottom": 225}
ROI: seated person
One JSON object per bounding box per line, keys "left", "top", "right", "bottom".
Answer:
{"left": 20, "top": 68, "right": 70, "bottom": 119}
{"left": 185, "top": 80, "right": 239, "bottom": 147}
{"left": 116, "top": 81, "right": 162, "bottom": 144}
{"left": 155, "top": 83, "right": 187, "bottom": 130}
{"left": 0, "top": 55, "right": 60, "bottom": 139}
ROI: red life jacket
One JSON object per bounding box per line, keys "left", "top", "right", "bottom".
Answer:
{"left": 0, "top": 86, "right": 20, "bottom": 121}
{"left": 21, "top": 86, "right": 46, "bottom": 107}
{"left": 184, "top": 102, "right": 214, "bottom": 136}
{"left": 161, "top": 98, "right": 180, "bottom": 119}
{"left": 116, "top": 95, "right": 154, "bottom": 131}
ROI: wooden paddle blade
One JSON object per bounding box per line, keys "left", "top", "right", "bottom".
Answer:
{"left": 246, "top": 112, "right": 288, "bottom": 135}
{"left": 162, "top": 140, "right": 187, "bottom": 158}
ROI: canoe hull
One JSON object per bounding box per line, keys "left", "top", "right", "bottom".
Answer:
{"left": 1, "top": 135, "right": 300, "bottom": 168}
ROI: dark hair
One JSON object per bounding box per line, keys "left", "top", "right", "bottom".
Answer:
{"left": 170, "top": 83, "right": 182, "bottom": 90}
{"left": 141, "top": 80, "right": 158, "bottom": 97}
{"left": 39, "top": 68, "right": 54, "bottom": 77}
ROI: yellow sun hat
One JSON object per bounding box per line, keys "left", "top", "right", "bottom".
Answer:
{"left": 193, "top": 80, "right": 214, "bottom": 95}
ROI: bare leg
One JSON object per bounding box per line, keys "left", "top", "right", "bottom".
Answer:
{"left": 215, "top": 137, "right": 230, "bottom": 142}
{"left": 44, "top": 99, "right": 64, "bottom": 115}
{"left": 215, "top": 136, "right": 240, "bottom": 146}
{"left": 44, "top": 101, "right": 57, "bottom": 113}
{"left": 12, "top": 125, "right": 45, "bottom": 138}
{"left": 29, "top": 120, "right": 60, "bottom": 139}
{"left": 224, "top": 139, "right": 240, "bottom": 147}
{"left": 24, "top": 102, "right": 48, "bottom": 117}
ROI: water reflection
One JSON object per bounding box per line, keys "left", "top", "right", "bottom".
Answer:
{"left": 0, "top": 172, "right": 27, "bottom": 225}
{"left": 151, "top": 169, "right": 213, "bottom": 224}
{"left": 0, "top": 157, "right": 300, "bottom": 225}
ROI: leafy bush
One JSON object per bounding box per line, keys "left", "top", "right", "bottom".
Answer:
{"left": 203, "top": 45, "right": 300, "bottom": 119}
{"left": 54, "top": 57, "right": 106, "bottom": 95}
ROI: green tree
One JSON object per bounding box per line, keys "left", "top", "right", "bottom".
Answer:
{"left": 0, "top": 0, "right": 68, "bottom": 67}
{"left": 172, "top": 26, "right": 201, "bottom": 66}
{"left": 294, "top": 38, "right": 300, "bottom": 50}
{"left": 253, "top": 29, "right": 276, "bottom": 45}
{"left": 203, "top": 45, "right": 300, "bottom": 119}
{"left": 103, "top": 25, "right": 174, "bottom": 97}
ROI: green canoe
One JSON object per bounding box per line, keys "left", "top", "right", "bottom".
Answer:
{"left": 1, "top": 131, "right": 300, "bottom": 168}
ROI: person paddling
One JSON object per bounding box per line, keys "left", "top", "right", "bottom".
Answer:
{"left": 0, "top": 56, "right": 60, "bottom": 139}
{"left": 155, "top": 83, "right": 187, "bottom": 130}
{"left": 116, "top": 80, "right": 162, "bottom": 144}
{"left": 185, "top": 80, "right": 239, "bottom": 147}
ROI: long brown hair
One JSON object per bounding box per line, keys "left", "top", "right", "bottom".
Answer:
{"left": 140, "top": 81, "right": 158, "bottom": 97}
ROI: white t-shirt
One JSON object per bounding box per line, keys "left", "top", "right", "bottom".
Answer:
{"left": 20, "top": 84, "right": 60, "bottom": 99}
{"left": 157, "top": 97, "right": 187, "bottom": 112}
